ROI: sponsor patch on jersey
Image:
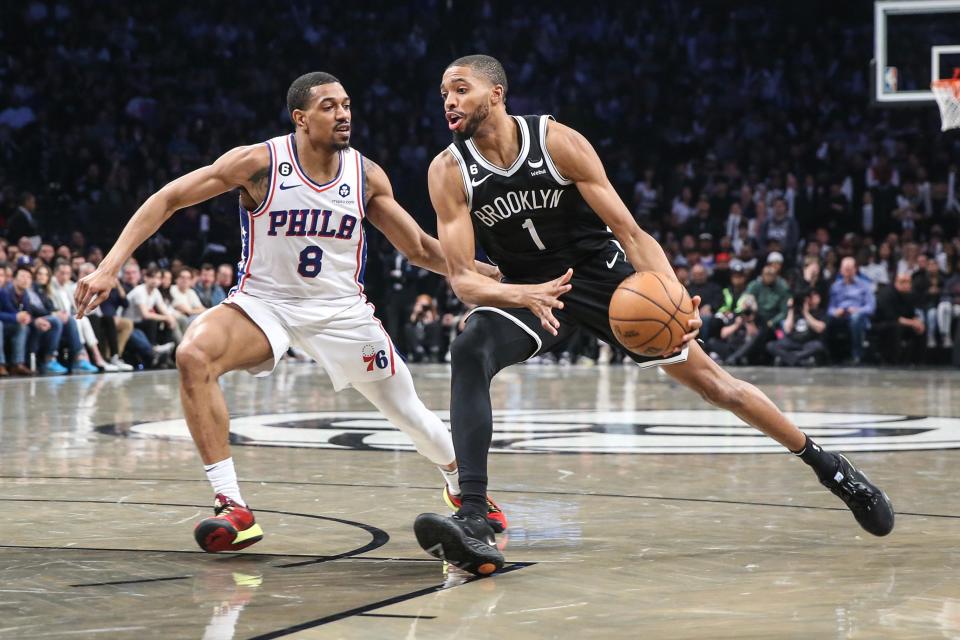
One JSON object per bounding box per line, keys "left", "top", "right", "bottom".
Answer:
{"left": 339, "top": 184, "right": 351, "bottom": 198}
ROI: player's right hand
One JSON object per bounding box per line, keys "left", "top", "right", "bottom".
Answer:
{"left": 524, "top": 268, "right": 573, "bottom": 336}
{"left": 74, "top": 267, "right": 118, "bottom": 318}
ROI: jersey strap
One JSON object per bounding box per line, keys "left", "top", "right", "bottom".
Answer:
{"left": 446, "top": 143, "right": 474, "bottom": 210}
{"left": 538, "top": 115, "right": 573, "bottom": 186}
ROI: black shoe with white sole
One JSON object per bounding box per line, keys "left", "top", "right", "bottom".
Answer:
{"left": 414, "top": 512, "right": 504, "bottom": 576}
{"left": 821, "top": 454, "right": 894, "bottom": 536}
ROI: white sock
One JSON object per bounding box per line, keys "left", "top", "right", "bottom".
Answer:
{"left": 439, "top": 466, "right": 461, "bottom": 496}
{"left": 204, "top": 458, "right": 245, "bottom": 506}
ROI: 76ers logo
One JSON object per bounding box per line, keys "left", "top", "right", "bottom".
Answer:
{"left": 361, "top": 344, "right": 388, "bottom": 371}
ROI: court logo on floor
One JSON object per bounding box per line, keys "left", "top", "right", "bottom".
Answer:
{"left": 97, "top": 410, "right": 960, "bottom": 454}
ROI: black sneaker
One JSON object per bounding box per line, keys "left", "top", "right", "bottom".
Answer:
{"left": 821, "top": 454, "right": 894, "bottom": 536}
{"left": 414, "top": 512, "right": 504, "bottom": 576}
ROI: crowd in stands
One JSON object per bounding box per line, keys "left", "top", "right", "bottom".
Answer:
{"left": 0, "top": 229, "right": 238, "bottom": 376}
{"left": 3, "top": 1, "right": 960, "bottom": 374}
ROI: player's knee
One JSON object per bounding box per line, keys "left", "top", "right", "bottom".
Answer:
{"left": 450, "top": 325, "right": 496, "bottom": 374}
{"left": 176, "top": 339, "right": 216, "bottom": 383}
{"left": 697, "top": 374, "right": 748, "bottom": 411}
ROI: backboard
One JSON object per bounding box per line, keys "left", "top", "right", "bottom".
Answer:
{"left": 873, "top": 0, "right": 960, "bottom": 105}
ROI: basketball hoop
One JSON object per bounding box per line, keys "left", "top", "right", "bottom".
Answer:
{"left": 931, "top": 68, "right": 960, "bottom": 132}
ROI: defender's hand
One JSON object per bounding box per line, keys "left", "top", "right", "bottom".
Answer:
{"left": 75, "top": 267, "right": 117, "bottom": 318}
{"left": 524, "top": 268, "right": 573, "bottom": 336}
{"left": 666, "top": 294, "right": 702, "bottom": 356}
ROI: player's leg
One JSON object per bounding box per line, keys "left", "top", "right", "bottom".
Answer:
{"left": 415, "top": 308, "right": 566, "bottom": 575}
{"left": 351, "top": 360, "right": 456, "bottom": 466}
{"left": 175, "top": 302, "right": 276, "bottom": 552}
{"left": 177, "top": 304, "right": 272, "bottom": 466}
{"left": 352, "top": 357, "right": 507, "bottom": 531}
{"left": 662, "top": 340, "right": 893, "bottom": 535}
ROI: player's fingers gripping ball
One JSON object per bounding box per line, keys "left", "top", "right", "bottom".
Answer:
{"left": 609, "top": 271, "right": 697, "bottom": 357}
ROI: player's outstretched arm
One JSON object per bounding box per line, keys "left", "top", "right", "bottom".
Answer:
{"left": 75, "top": 145, "right": 267, "bottom": 317}
{"left": 428, "top": 151, "right": 571, "bottom": 336}
{"left": 545, "top": 120, "right": 679, "bottom": 281}
{"left": 363, "top": 158, "right": 499, "bottom": 280}
{"left": 545, "top": 120, "right": 701, "bottom": 345}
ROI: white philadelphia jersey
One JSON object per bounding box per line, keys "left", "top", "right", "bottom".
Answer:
{"left": 232, "top": 134, "right": 368, "bottom": 301}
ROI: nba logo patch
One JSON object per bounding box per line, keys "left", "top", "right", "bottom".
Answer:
{"left": 339, "top": 184, "right": 351, "bottom": 198}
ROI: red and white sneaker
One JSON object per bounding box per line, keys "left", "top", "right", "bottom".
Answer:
{"left": 442, "top": 486, "right": 508, "bottom": 533}
{"left": 194, "top": 494, "right": 264, "bottom": 553}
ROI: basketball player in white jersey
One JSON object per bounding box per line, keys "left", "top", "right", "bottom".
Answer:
{"left": 74, "top": 72, "right": 506, "bottom": 553}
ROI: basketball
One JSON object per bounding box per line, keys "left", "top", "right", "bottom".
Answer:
{"left": 609, "top": 272, "right": 696, "bottom": 357}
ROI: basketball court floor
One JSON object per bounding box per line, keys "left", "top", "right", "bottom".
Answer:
{"left": 1, "top": 361, "right": 958, "bottom": 639}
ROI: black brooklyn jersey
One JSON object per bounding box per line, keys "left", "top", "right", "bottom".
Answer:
{"left": 448, "top": 115, "right": 612, "bottom": 283}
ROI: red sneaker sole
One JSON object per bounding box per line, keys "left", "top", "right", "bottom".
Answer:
{"left": 194, "top": 520, "right": 262, "bottom": 553}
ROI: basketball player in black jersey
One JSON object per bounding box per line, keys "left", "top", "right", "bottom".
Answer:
{"left": 413, "top": 55, "right": 894, "bottom": 576}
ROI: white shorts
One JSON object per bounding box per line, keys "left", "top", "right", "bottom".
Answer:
{"left": 223, "top": 291, "right": 396, "bottom": 391}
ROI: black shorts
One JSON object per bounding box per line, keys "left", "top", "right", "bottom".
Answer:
{"left": 468, "top": 242, "right": 690, "bottom": 368}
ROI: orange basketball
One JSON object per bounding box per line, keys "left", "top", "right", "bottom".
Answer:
{"left": 609, "top": 271, "right": 696, "bottom": 357}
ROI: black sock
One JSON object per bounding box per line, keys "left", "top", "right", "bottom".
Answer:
{"left": 457, "top": 493, "right": 487, "bottom": 518}
{"left": 792, "top": 434, "right": 839, "bottom": 482}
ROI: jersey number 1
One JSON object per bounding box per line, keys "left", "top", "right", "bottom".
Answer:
{"left": 522, "top": 218, "right": 546, "bottom": 251}
{"left": 298, "top": 246, "right": 323, "bottom": 278}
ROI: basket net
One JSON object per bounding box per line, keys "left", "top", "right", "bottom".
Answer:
{"left": 931, "top": 68, "right": 960, "bottom": 132}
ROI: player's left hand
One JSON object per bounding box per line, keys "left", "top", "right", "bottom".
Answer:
{"left": 666, "top": 294, "right": 702, "bottom": 356}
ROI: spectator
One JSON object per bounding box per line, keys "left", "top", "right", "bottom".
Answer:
{"left": 767, "top": 288, "right": 828, "bottom": 366}
{"left": 912, "top": 258, "right": 946, "bottom": 348}
{"left": 49, "top": 262, "right": 115, "bottom": 371}
{"left": 85, "top": 262, "right": 135, "bottom": 370}
{"left": 684, "top": 196, "right": 721, "bottom": 240}
{"left": 121, "top": 260, "right": 141, "bottom": 293}
{"left": 169, "top": 268, "right": 207, "bottom": 331}
{"left": 5, "top": 192, "right": 41, "bottom": 247}
{"left": 897, "top": 242, "right": 920, "bottom": 276}
{"left": 125, "top": 267, "right": 180, "bottom": 351}
{"left": 705, "top": 293, "right": 762, "bottom": 365}
{"left": 714, "top": 264, "right": 750, "bottom": 337}
{"left": 671, "top": 186, "right": 696, "bottom": 228}
{"left": 159, "top": 269, "right": 174, "bottom": 304}
{"left": 405, "top": 294, "right": 442, "bottom": 363}
{"left": 758, "top": 198, "right": 799, "bottom": 262}
{"left": 796, "top": 255, "right": 830, "bottom": 303}
{"left": 730, "top": 242, "right": 758, "bottom": 279}
{"left": 765, "top": 251, "right": 785, "bottom": 276}
{"left": 859, "top": 245, "right": 891, "bottom": 291}
{"left": 34, "top": 263, "right": 100, "bottom": 373}
{"left": 36, "top": 244, "right": 55, "bottom": 266}
{"left": 1, "top": 265, "right": 64, "bottom": 374}
{"left": 827, "top": 257, "right": 876, "bottom": 365}
{"left": 194, "top": 263, "right": 226, "bottom": 308}
{"left": 938, "top": 262, "right": 960, "bottom": 349}
{"left": 216, "top": 264, "right": 235, "bottom": 292}
{"left": 745, "top": 264, "right": 791, "bottom": 332}
{"left": 687, "top": 264, "right": 723, "bottom": 334}
{"left": 0, "top": 268, "right": 34, "bottom": 376}
{"left": 873, "top": 273, "right": 925, "bottom": 364}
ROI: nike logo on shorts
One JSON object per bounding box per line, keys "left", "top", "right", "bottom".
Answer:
{"left": 279, "top": 182, "right": 300, "bottom": 190}
{"left": 606, "top": 253, "right": 619, "bottom": 268}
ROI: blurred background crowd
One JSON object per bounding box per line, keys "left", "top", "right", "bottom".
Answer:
{"left": 2, "top": 0, "right": 960, "bottom": 375}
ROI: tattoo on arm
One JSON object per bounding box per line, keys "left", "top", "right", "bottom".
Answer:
{"left": 248, "top": 166, "right": 270, "bottom": 192}
{"left": 362, "top": 157, "right": 380, "bottom": 208}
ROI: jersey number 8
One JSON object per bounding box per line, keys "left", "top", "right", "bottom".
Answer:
{"left": 297, "top": 246, "right": 323, "bottom": 278}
